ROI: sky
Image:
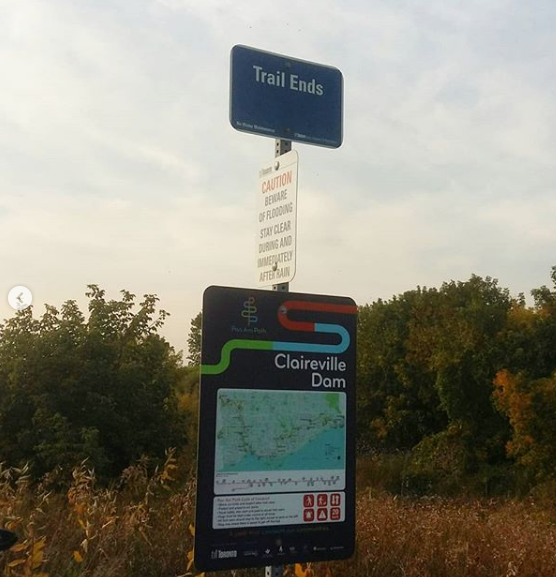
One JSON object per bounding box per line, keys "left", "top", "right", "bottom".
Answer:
{"left": 1, "top": 0, "right": 556, "bottom": 355}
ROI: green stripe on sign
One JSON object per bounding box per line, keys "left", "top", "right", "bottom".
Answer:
{"left": 201, "top": 339, "right": 274, "bottom": 375}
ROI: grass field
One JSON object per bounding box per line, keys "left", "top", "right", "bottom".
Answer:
{"left": 1, "top": 454, "right": 555, "bottom": 577}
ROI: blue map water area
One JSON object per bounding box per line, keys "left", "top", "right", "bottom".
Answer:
{"left": 221, "top": 426, "right": 345, "bottom": 473}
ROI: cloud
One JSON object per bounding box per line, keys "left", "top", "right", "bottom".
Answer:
{"left": 1, "top": 0, "right": 556, "bottom": 350}
{"left": 294, "top": 182, "right": 556, "bottom": 306}
{"left": 0, "top": 187, "right": 253, "bottom": 350}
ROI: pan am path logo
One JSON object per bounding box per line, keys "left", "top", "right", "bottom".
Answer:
{"left": 241, "top": 297, "right": 258, "bottom": 326}
{"left": 202, "top": 300, "right": 356, "bottom": 375}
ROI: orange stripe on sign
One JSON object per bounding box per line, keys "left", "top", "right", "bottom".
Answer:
{"left": 277, "top": 300, "right": 357, "bottom": 331}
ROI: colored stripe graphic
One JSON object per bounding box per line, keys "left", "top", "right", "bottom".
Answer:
{"left": 201, "top": 339, "right": 273, "bottom": 375}
{"left": 201, "top": 300, "right": 356, "bottom": 375}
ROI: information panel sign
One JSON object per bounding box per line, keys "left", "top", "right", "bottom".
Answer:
{"left": 257, "top": 150, "right": 298, "bottom": 287}
{"left": 230, "top": 45, "right": 343, "bottom": 148}
{"left": 194, "top": 286, "right": 356, "bottom": 572}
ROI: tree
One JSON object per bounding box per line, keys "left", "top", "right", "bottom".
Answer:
{"left": 357, "top": 290, "right": 446, "bottom": 451}
{"left": 494, "top": 370, "right": 556, "bottom": 481}
{"left": 0, "top": 286, "right": 187, "bottom": 479}
{"left": 187, "top": 312, "right": 202, "bottom": 366}
{"left": 357, "top": 275, "right": 514, "bottom": 473}
{"left": 492, "top": 267, "right": 556, "bottom": 482}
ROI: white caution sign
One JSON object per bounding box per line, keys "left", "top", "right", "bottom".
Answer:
{"left": 257, "top": 150, "right": 298, "bottom": 287}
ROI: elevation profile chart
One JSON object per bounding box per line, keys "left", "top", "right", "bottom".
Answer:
{"left": 214, "top": 389, "right": 346, "bottom": 495}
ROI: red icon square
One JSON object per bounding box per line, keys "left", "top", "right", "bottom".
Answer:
{"left": 317, "top": 494, "right": 328, "bottom": 507}
{"left": 330, "top": 493, "right": 341, "bottom": 506}
{"left": 316, "top": 508, "right": 328, "bottom": 521}
{"left": 330, "top": 507, "right": 341, "bottom": 521}
{"left": 303, "top": 494, "right": 315, "bottom": 508}
{"left": 303, "top": 508, "right": 315, "bottom": 522}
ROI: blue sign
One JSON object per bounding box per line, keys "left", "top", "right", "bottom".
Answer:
{"left": 230, "top": 45, "right": 343, "bottom": 148}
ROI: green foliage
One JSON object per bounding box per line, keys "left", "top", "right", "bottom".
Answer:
{"left": 2, "top": 266, "right": 555, "bottom": 496}
{"left": 494, "top": 370, "right": 556, "bottom": 483}
{"left": 0, "top": 286, "right": 187, "bottom": 480}
{"left": 186, "top": 312, "right": 202, "bottom": 366}
{"left": 357, "top": 269, "right": 556, "bottom": 495}
{"left": 492, "top": 268, "right": 556, "bottom": 484}
{"left": 356, "top": 452, "right": 412, "bottom": 495}
{"left": 357, "top": 291, "right": 446, "bottom": 451}
{"left": 357, "top": 275, "right": 512, "bottom": 455}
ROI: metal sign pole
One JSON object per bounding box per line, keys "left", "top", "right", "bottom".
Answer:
{"left": 267, "top": 137, "right": 291, "bottom": 576}
{"left": 275, "top": 138, "right": 292, "bottom": 158}
{"left": 265, "top": 565, "right": 284, "bottom": 577}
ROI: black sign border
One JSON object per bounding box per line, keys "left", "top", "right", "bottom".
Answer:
{"left": 194, "top": 286, "right": 356, "bottom": 572}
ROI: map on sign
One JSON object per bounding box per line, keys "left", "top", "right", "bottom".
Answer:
{"left": 214, "top": 389, "right": 346, "bottom": 495}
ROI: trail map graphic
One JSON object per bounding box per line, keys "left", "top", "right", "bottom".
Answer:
{"left": 214, "top": 389, "right": 346, "bottom": 494}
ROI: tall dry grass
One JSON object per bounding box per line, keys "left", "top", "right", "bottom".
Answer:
{"left": 326, "top": 491, "right": 556, "bottom": 577}
{"left": 0, "top": 451, "right": 198, "bottom": 577}
{"left": 1, "top": 457, "right": 556, "bottom": 577}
